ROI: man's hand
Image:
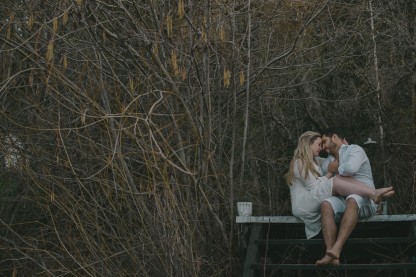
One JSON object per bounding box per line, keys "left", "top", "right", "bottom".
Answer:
{"left": 328, "top": 160, "right": 339, "bottom": 174}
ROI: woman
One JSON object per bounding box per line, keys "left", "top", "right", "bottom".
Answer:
{"left": 285, "top": 131, "right": 393, "bottom": 239}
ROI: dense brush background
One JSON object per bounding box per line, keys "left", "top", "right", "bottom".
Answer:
{"left": 0, "top": 0, "right": 415, "bottom": 276}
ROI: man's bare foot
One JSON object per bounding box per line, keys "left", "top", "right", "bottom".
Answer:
{"left": 326, "top": 248, "right": 340, "bottom": 260}
{"left": 372, "top": 186, "right": 394, "bottom": 204}
{"left": 316, "top": 254, "right": 340, "bottom": 266}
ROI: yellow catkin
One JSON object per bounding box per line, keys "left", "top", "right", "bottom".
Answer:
{"left": 201, "top": 30, "right": 207, "bottom": 43}
{"left": 152, "top": 44, "right": 158, "bottom": 56}
{"left": 219, "top": 26, "right": 225, "bottom": 42}
{"left": 171, "top": 50, "right": 179, "bottom": 76}
{"left": 6, "top": 26, "right": 11, "bottom": 39}
{"left": 224, "top": 68, "right": 231, "bottom": 88}
{"left": 9, "top": 12, "right": 14, "bottom": 23}
{"left": 178, "top": 0, "right": 185, "bottom": 19}
{"left": 129, "top": 78, "right": 134, "bottom": 91}
{"left": 239, "top": 70, "right": 245, "bottom": 86}
{"left": 76, "top": 0, "right": 83, "bottom": 7}
{"left": 202, "top": 17, "right": 208, "bottom": 42}
{"left": 63, "top": 54, "right": 68, "bottom": 70}
{"left": 63, "top": 9, "right": 69, "bottom": 26}
{"left": 53, "top": 17, "right": 58, "bottom": 33}
{"left": 46, "top": 40, "right": 54, "bottom": 62}
{"left": 28, "top": 13, "right": 34, "bottom": 31}
{"left": 181, "top": 66, "right": 187, "bottom": 80}
{"left": 166, "top": 15, "right": 173, "bottom": 37}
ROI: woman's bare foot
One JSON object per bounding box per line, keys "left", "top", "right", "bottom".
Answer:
{"left": 372, "top": 186, "right": 394, "bottom": 204}
{"left": 381, "top": 190, "right": 395, "bottom": 200}
{"left": 316, "top": 254, "right": 340, "bottom": 266}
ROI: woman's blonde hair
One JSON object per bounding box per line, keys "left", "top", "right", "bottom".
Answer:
{"left": 285, "top": 131, "right": 321, "bottom": 185}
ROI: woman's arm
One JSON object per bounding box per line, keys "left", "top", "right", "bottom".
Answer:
{"left": 324, "top": 171, "right": 334, "bottom": 179}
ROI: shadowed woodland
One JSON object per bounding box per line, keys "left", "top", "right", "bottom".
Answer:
{"left": 0, "top": 0, "right": 415, "bottom": 276}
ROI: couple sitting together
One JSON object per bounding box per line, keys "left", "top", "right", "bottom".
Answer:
{"left": 286, "top": 128, "right": 394, "bottom": 265}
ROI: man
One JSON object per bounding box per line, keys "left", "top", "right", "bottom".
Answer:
{"left": 316, "top": 128, "right": 393, "bottom": 265}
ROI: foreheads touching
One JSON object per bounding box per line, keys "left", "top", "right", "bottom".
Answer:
{"left": 321, "top": 127, "right": 346, "bottom": 141}
{"left": 321, "top": 127, "right": 347, "bottom": 152}
{"left": 298, "top": 131, "right": 321, "bottom": 146}
{"left": 296, "top": 131, "right": 322, "bottom": 157}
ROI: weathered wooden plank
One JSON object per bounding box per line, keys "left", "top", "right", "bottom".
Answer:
{"left": 236, "top": 216, "right": 302, "bottom": 224}
{"left": 256, "top": 237, "right": 414, "bottom": 245}
{"left": 236, "top": 214, "right": 416, "bottom": 224}
{"left": 253, "top": 262, "right": 416, "bottom": 270}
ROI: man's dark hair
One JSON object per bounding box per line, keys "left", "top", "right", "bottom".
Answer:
{"left": 322, "top": 127, "right": 348, "bottom": 140}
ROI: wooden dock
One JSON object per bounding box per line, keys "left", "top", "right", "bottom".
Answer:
{"left": 237, "top": 214, "right": 416, "bottom": 277}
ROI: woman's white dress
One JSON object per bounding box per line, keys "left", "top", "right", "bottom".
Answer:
{"left": 289, "top": 158, "right": 333, "bottom": 239}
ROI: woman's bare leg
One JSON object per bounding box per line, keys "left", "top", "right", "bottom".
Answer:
{"left": 331, "top": 175, "right": 394, "bottom": 203}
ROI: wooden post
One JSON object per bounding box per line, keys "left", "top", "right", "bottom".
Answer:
{"left": 242, "top": 224, "right": 262, "bottom": 277}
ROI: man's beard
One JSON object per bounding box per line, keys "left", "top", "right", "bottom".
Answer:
{"left": 328, "top": 140, "right": 337, "bottom": 155}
